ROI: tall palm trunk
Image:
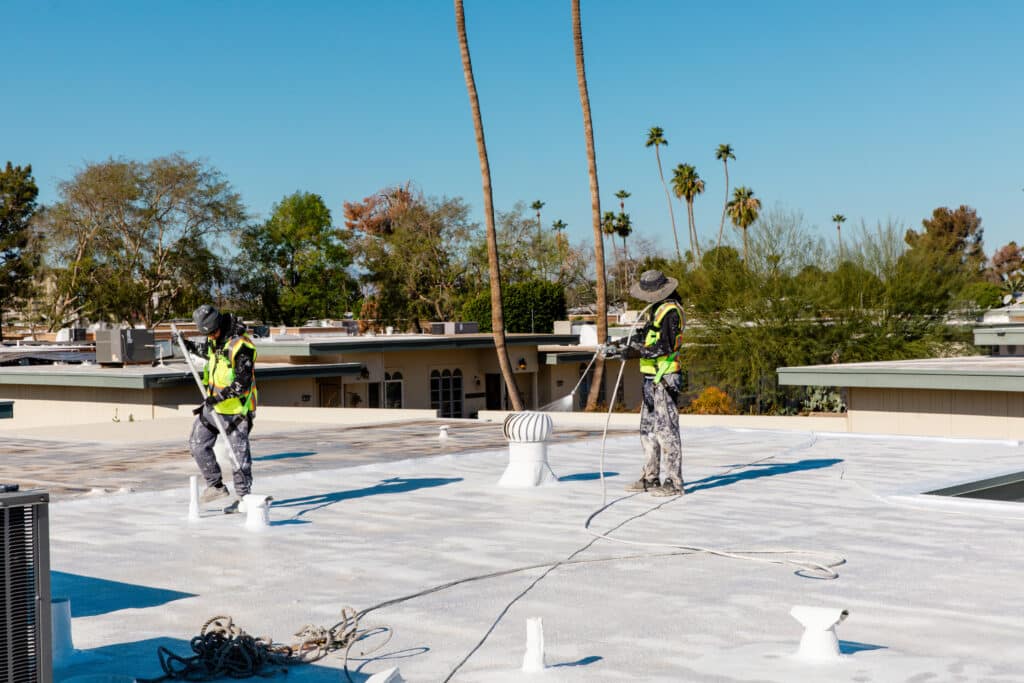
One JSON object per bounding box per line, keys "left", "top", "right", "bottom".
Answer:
{"left": 687, "top": 199, "right": 700, "bottom": 260}
{"left": 656, "top": 146, "right": 682, "bottom": 263}
{"left": 455, "top": 0, "right": 522, "bottom": 411}
{"left": 573, "top": 0, "right": 608, "bottom": 411}
{"left": 717, "top": 160, "right": 729, "bottom": 248}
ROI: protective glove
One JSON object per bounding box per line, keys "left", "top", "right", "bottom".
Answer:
{"left": 203, "top": 393, "right": 220, "bottom": 407}
{"left": 599, "top": 343, "right": 622, "bottom": 359}
{"left": 621, "top": 341, "right": 643, "bottom": 360}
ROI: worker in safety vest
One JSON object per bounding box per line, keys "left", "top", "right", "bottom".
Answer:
{"left": 601, "top": 270, "right": 686, "bottom": 496}
{"left": 175, "top": 304, "right": 258, "bottom": 512}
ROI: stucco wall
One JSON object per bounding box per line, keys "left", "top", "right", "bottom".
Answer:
{"left": 0, "top": 385, "right": 167, "bottom": 428}
{"left": 848, "top": 386, "right": 1024, "bottom": 439}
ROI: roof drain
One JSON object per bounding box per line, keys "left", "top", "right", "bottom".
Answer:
{"left": 790, "top": 605, "right": 849, "bottom": 660}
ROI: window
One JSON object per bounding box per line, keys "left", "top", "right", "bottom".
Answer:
{"left": 431, "top": 368, "right": 463, "bottom": 418}
{"left": 384, "top": 371, "right": 403, "bottom": 409}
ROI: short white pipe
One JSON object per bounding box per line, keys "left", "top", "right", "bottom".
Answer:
{"left": 365, "top": 666, "right": 405, "bottom": 682}
{"left": 188, "top": 475, "right": 201, "bottom": 522}
{"left": 790, "top": 605, "right": 849, "bottom": 660}
{"left": 243, "top": 494, "right": 273, "bottom": 532}
{"left": 51, "top": 597, "right": 74, "bottom": 668}
{"left": 521, "top": 617, "right": 547, "bottom": 673}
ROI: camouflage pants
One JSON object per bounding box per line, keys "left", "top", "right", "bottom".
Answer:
{"left": 189, "top": 404, "right": 253, "bottom": 497}
{"left": 639, "top": 373, "right": 683, "bottom": 487}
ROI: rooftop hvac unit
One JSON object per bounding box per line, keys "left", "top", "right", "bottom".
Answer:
{"left": 95, "top": 328, "right": 155, "bottom": 365}
{"left": 0, "top": 487, "right": 52, "bottom": 683}
{"left": 430, "top": 322, "right": 480, "bottom": 335}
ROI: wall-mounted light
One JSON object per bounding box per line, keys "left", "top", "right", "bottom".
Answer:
{"left": 474, "top": 375, "right": 481, "bottom": 387}
{"left": 359, "top": 366, "right": 370, "bottom": 380}
{"left": 517, "top": 358, "right": 527, "bottom": 370}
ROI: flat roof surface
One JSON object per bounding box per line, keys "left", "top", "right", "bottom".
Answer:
{"left": 27, "top": 419, "right": 1024, "bottom": 681}
{"left": 778, "top": 354, "right": 1024, "bottom": 391}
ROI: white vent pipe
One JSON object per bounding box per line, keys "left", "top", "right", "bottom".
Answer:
{"left": 521, "top": 617, "right": 547, "bottom": 673}
{"left": 243, "top": 494, "right": 273, "bottom": 532}
{"left": 188, "top": 475, "right": 201, "bottom": 522}
{"left": 790, "top": 605, "right": 849, "bottom": 660}
{"left": 365, "top": 666, "right": 405, "bottom": 682}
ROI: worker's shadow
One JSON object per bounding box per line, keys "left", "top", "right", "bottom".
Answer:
{"left": 273, "top": 477, "right": 463, "bottom": 519}
{"left": 685, "top": 458, "right": 842, "bottom": 494}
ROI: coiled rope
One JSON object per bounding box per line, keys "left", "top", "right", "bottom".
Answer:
{"left": 138, "top": 610, "right": 374, "bottom": 682}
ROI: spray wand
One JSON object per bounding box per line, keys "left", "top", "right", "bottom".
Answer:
{"left": 171, "top": 323, "right": 242, "bottom": 471}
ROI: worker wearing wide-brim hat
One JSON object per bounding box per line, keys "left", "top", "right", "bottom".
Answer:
{"left": 602, "top": 269, "right": 686, "bottom": 496}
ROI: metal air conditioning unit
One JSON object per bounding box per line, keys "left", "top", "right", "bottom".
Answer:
{"left": 0, "top": 487, "right": 53, "bottom": 683}
{"left": 429, "top": 322, "right": 480, "bottom": 335}
{"left": 95, "top": 328, "right": 156, "bottom": 365}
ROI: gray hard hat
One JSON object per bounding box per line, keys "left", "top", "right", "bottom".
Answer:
{"left": 192, "top": 304, "right": 222, "bottom": 335}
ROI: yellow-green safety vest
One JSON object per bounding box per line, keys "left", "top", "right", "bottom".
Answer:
{"left": 204, "top": 335, "right": 258, "bottom": 415}
{"left": 639, "top": 301, "right": 685, "bottom": 381}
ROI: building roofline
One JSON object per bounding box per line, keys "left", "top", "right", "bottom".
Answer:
{"left": 0, "top": 361, "right": 363, "bottom": 390}
{"left": 255, "top": 333, "right": 578, "bottom": 356}
{"left": 778, "top": 356, "right": 1024, "bottom": 392}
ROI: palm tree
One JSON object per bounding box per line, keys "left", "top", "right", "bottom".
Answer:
{"left": 602, "top": 210, "right": 621, "bottom": 295}
{"left": 614, "top": 189, "right": 632, "bottom": 285}
{"left": 615, "top": 189, "right": 631, "bottom": 213}
{"left": 531, "top": 199, "right": 546, "bottom": 279}
{"left": 614, "top": 211, "right": 633, "bottom": 285}
{"left": 573, "top": 0, "right": 608, "bottom": 411}
{"left": 832, "top": 213, "right": 846, "bottom": 261}
{"left": 646, "top": 126, "right": 682, "bottom": 262}
{"left": 454, "top": 0, "right": 522, "bottom": 411}
{"left": 671, "top": 163, "right": 705, "bottom": 261}
{"left": 726, "top": 186, "right": 761, "bottom": 264}
{"left": 552, "top": 219, "right": 568, "bottom": 277}
{"left": 715, "top": 144, "right": 735, "bottom": 248}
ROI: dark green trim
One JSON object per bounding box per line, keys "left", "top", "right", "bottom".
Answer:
{"left": 926, "top": 471, "right": 1024, "bottom": 499}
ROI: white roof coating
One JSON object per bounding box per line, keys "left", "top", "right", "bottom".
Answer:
{"left": 43, "top": 425, "right": 1024, "bottom": 682}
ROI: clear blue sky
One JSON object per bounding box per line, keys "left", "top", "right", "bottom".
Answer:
{"left": 5, "top": 1, "right": 1023, "bottom": 257}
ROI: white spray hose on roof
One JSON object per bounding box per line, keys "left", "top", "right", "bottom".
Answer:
{"left": 171, "top": 323, "right": 242, "bottom": 471}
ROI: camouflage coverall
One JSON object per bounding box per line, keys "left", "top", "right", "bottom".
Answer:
{"left": 189, "top": 404, "right": 253, "bottom": 497}
{"left": 183, "top": 321, "right": 256, "bottom": 497}
{"left": 632, "top": 299, "right": 685, "bottom": 489}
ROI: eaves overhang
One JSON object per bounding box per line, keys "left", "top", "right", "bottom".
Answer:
{"left": 778, "top": 357, "right": 1024, "bottom": 392}
{"left": 0, "top": 362, "right": 364, "bottom": 391}
{"left": 973, "top": 326, "right": 1024, "bottom": 347}
{"left": 256, "top": 333, "right": 579, "bottom": 357}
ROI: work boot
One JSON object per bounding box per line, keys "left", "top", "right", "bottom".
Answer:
{"left": 200, "top": 483, "right": 229, "bottom": 503}
{"left": 625, "top": 478, "right": 659, "bottom": 492}
{"left": 650, "top": 481, "right": 684, "bottom": 497}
